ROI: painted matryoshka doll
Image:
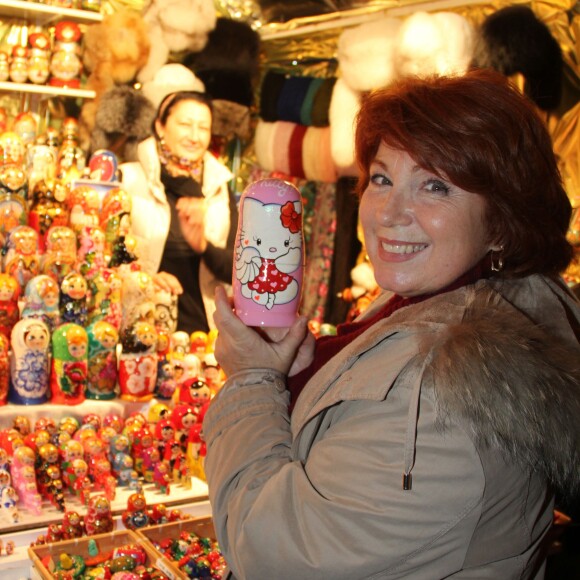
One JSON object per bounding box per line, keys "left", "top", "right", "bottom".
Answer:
{"left": 0, "top": 273, "right": 20, "bottom": 339}
{"left": 0, "top": 162, "right": 28, "bottom": 241}
{"left": 28, "top": 178, "right": 69, "bottom": 252}
{"left": 118, "top": 320, "right": 158, "bottom": 402}
{"left": 67, "top": 185, "right": 99, "bottom": 235}
{"left": 87, "top": 267, "right": 122, "bottom": 329}
{"left": 77, "top": 225, "right": 106, "bottom": 280}
{"left": 154, "top": 328, "right": 176, "bottom": 400}
{"left": 4, "top": 225, "right": 40, "bottom": 289}
{"left": 11, "top": 446, "right": 42, "bottom": 515}
{"left": 8, "top": 318, "right": 51, "bottom": 405}
{"left": 59, "top": 271, "right": 88, "bottom": 326}
{"left": 21, "top": 274, "right": 61, "bottom": 332}
{"left": 119, "top": 269, "right": 156, "bottom": 332}
{"left": 42, "top": 225, "right": 77, "bottom": 284}
{"left": 233, "top": 178, "right": 304, "bottom": 326}
{"left": 153, "top": 289, "right": 178, "bottom": 334}
{"left": 50, "top": 322, "right": 88, "bottom": 405}
{"left": 0, "top": 333, "right": 9, "bottom": 405}
{"left": 86, "top": 320, "right": 118, "bottom": 400}
{"left": 99, "top": 186, "right": 131, "bottom": 257}
{"left": 0, "top": 132, "right": 25, "bottom": 166}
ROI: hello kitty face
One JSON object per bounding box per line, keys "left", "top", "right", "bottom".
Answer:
{"left": 239, "top": 198, "right": 302, "bottom": 261}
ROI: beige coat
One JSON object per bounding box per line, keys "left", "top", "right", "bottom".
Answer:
{"left": 204, "top": 274, "right": 580, "bottom": 579}
{"left": 120, "top": 137, "right": 233, "bottom": 329}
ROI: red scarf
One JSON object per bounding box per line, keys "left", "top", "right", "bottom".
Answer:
{"left": 288, "top": 261, "right": 490, "bottom": 413}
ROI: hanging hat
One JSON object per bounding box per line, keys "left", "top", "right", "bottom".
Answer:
{"left": 141, "top": 63, "right": 205, "bottom": 110}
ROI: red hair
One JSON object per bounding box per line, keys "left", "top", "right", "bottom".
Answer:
{"left": 355, "top": 68, "right": 573, "bottom": 277}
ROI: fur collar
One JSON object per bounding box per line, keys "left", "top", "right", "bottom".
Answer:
{"left": 423, "top": 283, "right": 580, "bottom": 498}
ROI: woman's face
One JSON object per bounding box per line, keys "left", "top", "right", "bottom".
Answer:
{"left": 156, "top": 100, "right": 212, "bottom": 164}
{"left": 359, "top": 144, "right": 495, "bottom": 297}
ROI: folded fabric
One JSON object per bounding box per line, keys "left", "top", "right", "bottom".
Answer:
{"left": 277, "top": 76, "right": 314, "bottom": 124}
{"left": 260, "top": 70, "right": 286, "bottom": 122}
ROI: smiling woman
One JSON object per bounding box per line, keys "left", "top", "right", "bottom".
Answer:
{"left": 203, "top": 69, "right": 580, "bottom": 579}
{"left": 120, "top": 91, "right": 238, "bottom": 333}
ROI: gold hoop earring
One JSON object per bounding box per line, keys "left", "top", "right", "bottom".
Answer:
{"left": 491, "top": 247, "right": 504, "bottom": 272}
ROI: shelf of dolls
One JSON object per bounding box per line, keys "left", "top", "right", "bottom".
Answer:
{"left": 0, "top": 0, "right": 103, "bottom": 25}
{"left": 0, "top": 80, "right": 95, "bottom": 99}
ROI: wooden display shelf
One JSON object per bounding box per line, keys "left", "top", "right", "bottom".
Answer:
{"left": 0, "top": 0, "right": 103, "bottom": 25}
{"left": 0, "top": 80, "right": 95, "bottom": 98}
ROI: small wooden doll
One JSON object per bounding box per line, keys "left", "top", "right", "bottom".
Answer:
{"left": 0, "top": 273, "right": 20, "bottom": 339}
{"left": 153, "top": 462, "right": 171, "bottom": 495}
{"left": 86, "top": 320, "right": 118, "bottom": 400}
{"left": 61, "top": 510, "right": 83, "bottom": 539}
{"left": 87, "top": 268, "right": 122, "bottom": 329}
{"left": 4, "top": 225, "right": 40, "bottom": 289}
{"left": 42, "top": 225, "right": 77, "bottom": 284}
{"left": 21, "top": 274, "right": 61, "bottom": 332}
{"left": 71, "top": 458, "right": 92, "bottom": 505}
{"left": 11, "top": 446, "right": 42, "bottom": 515}
{"left": 50, "top": 323, "right": 88, "bottom": 405}
{"left": 118, "top": 321, "right": 158, "bottom": 402}
{"left": 59, "top": 272, "right": 88, "bottom": 326}
{"left": 84, "top": 495, "right": 115, "bottom": 535}
{"left": 9, "top": 318, "right": 51, "bottom": 405}
{"left": 100, "top": 187, "right": 131, "bottom": 257}
{"left": 61, "top": 439, "right": 84, "bottom": 490}
{"left": 121, "top": 492, "right": 149, "bottom": 530}
{"left": 28, "top": 178, "right": 69, "bottom": 251}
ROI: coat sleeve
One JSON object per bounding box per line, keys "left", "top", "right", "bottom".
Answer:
{"left": 203, "top": 360, "right": 486, "bottom": 579}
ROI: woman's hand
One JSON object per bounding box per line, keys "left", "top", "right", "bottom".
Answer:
{"left": 177, "top": 197, "right": 207, "bottom": 254}
{"left": 213, "top": 286, "right": 312, "bottom": 377}
{"left": 153, "top": 271, "right": 183, "bottom": 295}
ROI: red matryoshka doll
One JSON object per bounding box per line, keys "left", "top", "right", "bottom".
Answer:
{"left": 28, "top": 179, "right": 69, "bottom": 251}
{"left": 84, "top": 495, "right": 115, "bottom": 535}
{"left": 118, "top": 320, "right": 158, "bottom": 402}
{"left": 171, "top": 403, "right": 198, "bottom": 452}
{"left": 122, "top": 492, "right": 149, "bottom": 530}
{"left": 0, "top": 334, "right": 8, "bottom": 405}
{"left": 50, "top": 323, "right": 88, "bottom": 405}
{"left": 77, "top": 225, "right": 106, "bottom": 280}
{"left": 189, "top": 330, "right": 208, "bottom": 356}
{"left": 42, "top": 225, "right": 77, "bottom": 284}
{"left": 0, "top": 273, "right": 20, "bottom": 339}
{"left": 100, "top": 186, "right": 131, "bottom": 257}
{"left": 9, "top": 318, "right": 50, "bottom": 405}
{"left": 86, "top": 320, "right": 118, "bottom": 400}
{"left": 179, "top": 377, "right": 211, "bottom": 419}
{"left": 21, "top": 274, "right": 61, "bottom": 332}
{"left": 4, "top": 225, "right": 40, "bottom": 289}
{"left": 59, "top": 271, "right": 88, "bottom": 326}
{"left": 67, "top": 185, "right": 99, "bottom": 235}
{"left": 0, "top": 162, "right": 28, "bottom": 241}
{"left": 49, "top": 21, "right": 82, "bottom": 89}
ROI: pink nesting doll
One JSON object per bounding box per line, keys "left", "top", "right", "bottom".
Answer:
{"left": 118, "top": 321, "right": 158, "bottom": 402}
{"left": 0, "top": 333, "right": 9, "bottom": 406}
{"left": 84, "top": 495, "right": 115, "bottom": 535}
{"left": 11, "top": 445, "right": 42, "bottom": 515}
{"left": 0, "top": 273, "right": 20, "bottom": 339}
{"left": 233, "top": 178, "right": 304, "bottom": 326}
{"left": 50, "top": 323, "right": 88, "bottom": 405}
{"left": 86, "top": 320, "right": 118, "bottom": 400}
{"left": 4, "top": 225, "right": 40, "bottom": 289}
{"left": 42, "top": 225, "right": 77, "bottom": 284}
{"left": 9, "top": 318, "right": 51, "bottom": 405}
{"left": 77, "top": 225, "right": 106, "bottom": 280}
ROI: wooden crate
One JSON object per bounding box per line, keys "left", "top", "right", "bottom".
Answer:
{"left": 137, "top": 517, "right": 218, "bottom": 580}
{"left": 28, "top": 529, "right": 170, "bottom": 580}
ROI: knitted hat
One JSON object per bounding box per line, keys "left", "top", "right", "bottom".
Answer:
{"left": 141, "top": 63, "right": 205, "bottom": 110}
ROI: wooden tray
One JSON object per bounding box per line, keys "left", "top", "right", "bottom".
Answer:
{"left": 28, "top": 529, "right": 165, "bottom": 579}
{"left": 137, "top": 517, "right": 218, "bottom": 580}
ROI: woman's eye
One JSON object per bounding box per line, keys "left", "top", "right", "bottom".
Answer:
{"left": 424, "top": 179, "right": 450, "bottom": 194}
{"left": 370, "top": 173, "right": 392, "bottom": 186}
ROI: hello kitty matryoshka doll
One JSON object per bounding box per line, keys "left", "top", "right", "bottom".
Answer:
{"left": 118, "top": 320, "right": 158, "bottom": 402}
{"left": 50, "top": 323, "right": 88, "bottom": 405}
{"left": 8, "top": 318, "right": 51, "bottom": 405}
{"left": 233, "top": 178, "right": 304, "bottom": 327}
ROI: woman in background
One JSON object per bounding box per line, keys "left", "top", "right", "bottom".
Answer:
{"left": 121, "top": 91, "right": 236, "bottom": 333}
{"left": 204, "top": 69, "right": 580, "bottom": 579}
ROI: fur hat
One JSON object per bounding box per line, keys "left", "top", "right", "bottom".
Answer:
{"left": 337, "top": 17, "right": 401, "bottom": 92}
{"left": 471, "top": 5, "right": 563, "bottom": 110}
{"left": 329, "top": 77, "right": 360, "bottom": 176}
{"left": 137, "top": 0, "right": 216, "bottom": 83}
{"left": 141, "top": 64, "right": 205, "bottom": 110}
{"left": 91, "top": 85, "right": 156, "bottom": 163}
